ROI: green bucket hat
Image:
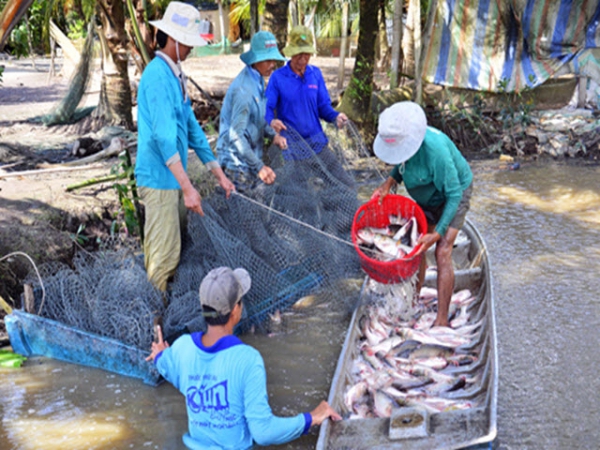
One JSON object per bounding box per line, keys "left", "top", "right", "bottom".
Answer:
{"left": 240, "top": 31, "right": 285, "bottom": 66}
{"left": 283, "top": 25, "right": 315, "bottom": 57}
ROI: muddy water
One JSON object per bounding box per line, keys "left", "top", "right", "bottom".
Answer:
{"left": 2, "top": 159, "right": 600, "bottom": 450}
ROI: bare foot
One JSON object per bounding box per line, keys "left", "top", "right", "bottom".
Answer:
{"left": 432, "top": 318, "right": 449, "bottom": 328}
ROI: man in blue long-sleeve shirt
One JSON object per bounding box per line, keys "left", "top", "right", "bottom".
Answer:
{"left": 372, "top": 102, "right": 473, "bottom": 328}
{"left": 135, "top": 2, "right": 235, "bottom": 291}
{"left": 147, "top": 266, "right": 341, "bottom": 449}
{"left": 217, "top": 31, "right": 288, "bottom": 192}
{"left": 265, "top": 26, "right": 354, "bottom": 187}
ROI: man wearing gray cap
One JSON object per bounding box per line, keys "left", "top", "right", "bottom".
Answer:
{"left": 135, "top": 1, "right": 235, "bottom": 292}
{"left": 146, "top": 266, "right": 341, "bottom": 449}
{"left": 371, "top": 101, "right": 473, "bottom": 328}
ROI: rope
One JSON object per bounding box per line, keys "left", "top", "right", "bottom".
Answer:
{"left": 0, "top": 252, "right": 46, "bottom": 315}
{"left": 231, "top": 191, "right": 379, "bottom": 257}
{"left": 233, "top": 191, "right": 355, "bottom": 247}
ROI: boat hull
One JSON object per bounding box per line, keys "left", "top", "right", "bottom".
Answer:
{"left": 317, "top": 219, "right": 498, "bottom": 450}
{"left": 5, "top": 309, "right": 160, "bottom": 385}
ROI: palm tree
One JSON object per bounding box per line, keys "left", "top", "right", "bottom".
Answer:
{"left": 263, "top": 0, "right": 289, "bottom": 49}
{"left": 94, "top": 0, "right": 133, "bottom": 129}
{"left": 338, "top": 0, "right": 378, "bottom": 127}
{"left": 1, "top": 0, "right": 134, "bottom": 129}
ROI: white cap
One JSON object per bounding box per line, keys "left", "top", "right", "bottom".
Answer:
{"left": 150, "top": 2, "right": 207, "bottom": 48}
{"left": 373, "top": 102, "right": 427, "bottom": 165}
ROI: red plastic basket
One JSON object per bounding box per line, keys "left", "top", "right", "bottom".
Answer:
{"left": 351, "top": 194, "right": 427, "bottom": 284}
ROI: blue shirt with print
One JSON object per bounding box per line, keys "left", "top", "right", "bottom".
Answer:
{"left": 154, "top": 332, "right": 311, "bottom": 449}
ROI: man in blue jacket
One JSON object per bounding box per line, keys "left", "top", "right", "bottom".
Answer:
{"left": 217, "top": 31, "right": 288, "bottom": 192}
{"left": 265, "top": 26, "right": 353, "bottom": 186}
{"left": 147, "top": 266, "right": 342, "bottom": 449}
{"left": 135, "top": 2, "right": 235, "bottom": 292}
{"left": 372, "top": 102, "right": 473, "bottom": 328}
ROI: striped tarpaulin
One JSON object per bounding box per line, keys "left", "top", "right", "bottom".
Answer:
{"left": 422, "top": 0, "right": 600, "bottom": 92}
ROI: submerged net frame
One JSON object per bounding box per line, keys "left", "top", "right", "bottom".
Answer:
{"left": 26, "top": 121, "right": 377, "bottom": 350}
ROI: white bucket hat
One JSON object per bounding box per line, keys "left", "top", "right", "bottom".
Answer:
{"left": 373, "top": 101, "right": 427, "bottom": 165}
{"left": 150, "top": 2, "right": 207, "bottom": 48}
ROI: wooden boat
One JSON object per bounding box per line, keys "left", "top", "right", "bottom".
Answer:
{"left": 317, "top": 219, "right": 497, "bottom": 450}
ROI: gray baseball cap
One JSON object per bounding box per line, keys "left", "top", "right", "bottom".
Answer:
{"left": 199, "top": 267, "right": 251, "bottom": 317}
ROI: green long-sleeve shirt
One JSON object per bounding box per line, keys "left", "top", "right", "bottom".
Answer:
{"left": 390, "top": 127, "right": 473, "bottom": 236}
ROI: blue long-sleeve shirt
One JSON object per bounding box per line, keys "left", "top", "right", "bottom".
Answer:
{"left": 390, "top": 127, "right": 473, "bottom": 236}
{"left": 135, "top": 54, "right": 218, "bottom": 190}
{"left": 217, "top": 65, "right": 276, "bottom": 175}
{"left": 154, "top": 332, "right": 311, "bottom": 450}
{"left": 265, "top": 62, "right": 339, "bottom": 154}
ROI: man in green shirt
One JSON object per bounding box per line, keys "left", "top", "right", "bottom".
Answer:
{"left": 372, "top": 101, "right": 473, "bottom": 327}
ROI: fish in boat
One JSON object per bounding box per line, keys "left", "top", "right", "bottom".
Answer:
{"left": 317, "top": 219, "right": 497, "bottom": 450}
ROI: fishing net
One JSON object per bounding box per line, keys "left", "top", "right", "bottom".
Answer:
{"left": 25, "top": 122, "right": 379, "bottom": 350}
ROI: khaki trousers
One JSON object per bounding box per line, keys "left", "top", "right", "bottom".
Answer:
{"left": 139, "top": 187, "right": 187, "bottom": 292}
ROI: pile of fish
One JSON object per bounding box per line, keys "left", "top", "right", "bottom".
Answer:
{"left": 344, "top": 285, "right": 482, "bottom": 418}
{"left": 356, "top": 215, "right": 420, "bottom": 261}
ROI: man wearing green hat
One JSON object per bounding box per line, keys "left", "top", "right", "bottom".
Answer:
{"left": 265, "top": 26, "right": 353, "bottom": 186}
{"left": 217, "top": 31, "right": 288, "bottom": 192}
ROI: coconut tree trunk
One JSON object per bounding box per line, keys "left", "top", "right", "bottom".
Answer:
{"left": 389, "top": 0, "right": 403, "bottom": 89}
{"left": 415, "top": 0, "right": 438, "bottom": 104}
{"left": 338, "top": 0, "right": 378, "bottom": 127}
{"left": 337, "top": 0, "right": 349, "bottom": 90}
{"left": 0, "top": 0, "right": 36, "bottom": 50}
{"left": 402, "top": 0, "right": 417, "bottom": 77}
{"left": 289, "top": 0, "right": 298, "bottom": 27}
{"left": 263, "top": 0, "right": 289, "bottom": 51}
{"left": 217, "top": 0, "right": 227, "bottom": 51}
{"left": 412, "top": 0, "right": 422, "bottom": 102}
{"left": 376, "top": 0, "right": 390, "bottom": 71}
{"left": 249, "top": 0, "right": 259, "bottom": 36}
{"left": 95, "top": 0, "right": 133, "bottom": 129}
{"left": 134, "top": 0, "right": 153, "bottom": 59}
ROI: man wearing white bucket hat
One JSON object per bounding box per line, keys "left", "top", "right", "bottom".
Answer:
{"left": 135, "top": 2, "right": 235, "bottom": 292}
{"left": 372, "top": 101, "right": 473, "bottom": 328}
{"left": 217, "top": 31, "right": 288, "bottom": 192}
{"left": 147, "top": 266, "right": 342, "bottom": 449}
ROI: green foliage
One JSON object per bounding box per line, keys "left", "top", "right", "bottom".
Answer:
{"left": 346, "top": 59, "right": 373, "bottom": 103}
{"left": 69, "top": 223, "right": 89, "bottom": 245}
{"left": 66, "top": 16, "right": 87, "bottom": 41}
{"left": 431, "top": 75, "right": 536, "bottom": 156}
{"left": 203, "top": 121, "right": 217, "bottom": 136}
{"left": 229, "top": 0, "right": 265, "bottom": 30}
{"left": 496, "top": 76, "right": 534, "bottom": 133}
{"left": 2, "top": 0, "right": 46, "bottom": 57}
{"left": 0, "top": 65, "right": 3, "bottom": 83}
{"left": 0, "top": 349, "right": 27, "bottom": 368}
{"left": 433, "top": 91, "right": 495, "bottom": 153}
{"left": 110, "top": 148, "right": 144, "bottom": 243}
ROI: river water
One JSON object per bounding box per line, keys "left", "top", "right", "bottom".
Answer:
{"left": 1, "top": 159, "right": 600, "bottom": 450}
